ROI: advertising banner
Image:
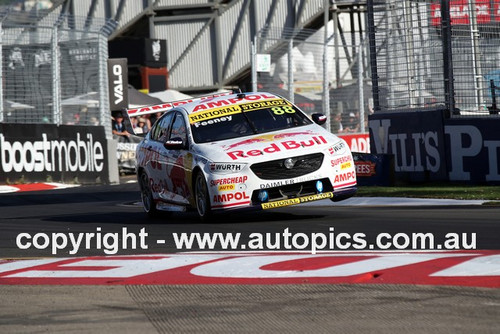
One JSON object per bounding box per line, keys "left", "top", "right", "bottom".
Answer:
{"left": 0, "top": 124, "right": 109, "bottom": 184}
{"left": 368, "top": 110, "right": 447, "bottom": 182}
{"left": 338, "top": 133, "right": 370, "bottom": 153}
{"left": 353, "top": 153, "right": 394, "bottom": 186}
{"left": 107, "top": 58, "right": 129, "bottom": 112}
{"left": 444, "top": 118, "right": 500, "bottom": 183}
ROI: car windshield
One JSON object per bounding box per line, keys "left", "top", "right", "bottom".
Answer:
{"left": 189, "top": 99, "right": 312, "bottom": 143}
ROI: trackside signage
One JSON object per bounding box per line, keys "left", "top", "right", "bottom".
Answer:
{"left": 107, "top": 58, "right": 129, "bottom": 111}
{"left": 444, "top": 118, "right": 500, "bottom": 183}
{"left": 369, "top": 110, "right": 500, "bottom": 183}
{"left": 0, "top": 124, "right": 109, "bottom": 183}
{"left": 369, "top": 110, "right": 447, "bottom": 182}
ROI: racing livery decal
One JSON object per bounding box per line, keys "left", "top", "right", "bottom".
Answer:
{"left": 227, "top": 136, "right": 328, "bottom": 160}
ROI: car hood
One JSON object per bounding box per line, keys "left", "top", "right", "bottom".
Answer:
{"left": 193, "top": 124, "right": 344, "bottom": 163}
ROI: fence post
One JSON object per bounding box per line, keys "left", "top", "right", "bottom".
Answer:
{"left": 366, "top": 0, "right": 380, "bottom": 113}
{"left": 251, "top": 38, "right": 257, "bottom": 92}
{"left": 440, "top": 0, "right": 456, "bottom": 117}
{"left": 288, "top": 39, "right": 294, "bottom": 104}
{"left": 323, "top": 0, "right": 330, "bottom": 132}
{"left": 98, "top": 33, "right": 112, "bottom": 138}
{"left": 467, "top": 0, "right": 483, "bottom": 111}
{"left": 51, "top": 24, "right": 61, "bottom": 125}
{"left": 358, "top": 42, "right": 365, "bottom": 133}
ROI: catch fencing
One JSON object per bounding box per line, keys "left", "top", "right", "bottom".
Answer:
{"left": 0, "top": 9, "right": 116, "bottom": 137}
{"left": 368, "top": 0, "right": 500, "bottom": 116}
{"left": 252, "top": 22, "right": 370, "bottom": 135}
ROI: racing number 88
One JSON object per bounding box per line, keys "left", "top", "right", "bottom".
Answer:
{"left": 272, "top": 106, "right": 295, "bottom": 115}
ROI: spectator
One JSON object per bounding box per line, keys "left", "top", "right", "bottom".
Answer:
{"left": 331, "top": 112, "right": 345, "bottom": 134}
{"left": 137, "top": 117, "right": 150, "bottom": 134}
{"left": 112, "top": 112, "right": 130, "bottom": 142}
{"left": 344, "top": 112, "right": 360, "bottom": 133}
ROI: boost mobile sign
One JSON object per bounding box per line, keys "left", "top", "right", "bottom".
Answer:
{"left": 107, "top": 58, "right": 129, "bottom": 111}
{"left": 0, "top": 124, "right": 109, "bottom": 183}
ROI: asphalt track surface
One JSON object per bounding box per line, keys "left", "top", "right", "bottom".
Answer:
{"left": 0, "top": 177, "right": 499, "bottom": 333}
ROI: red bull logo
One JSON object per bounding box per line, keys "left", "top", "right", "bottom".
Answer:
{"left": 226, "top": 136, "right": 328, "bottom": 160}
{"left": 225, "top": 131, "right": 315, "bottom": 150}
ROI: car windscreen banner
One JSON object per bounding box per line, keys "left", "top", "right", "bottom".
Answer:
{"left": 0, "top": 123, "right": 109, "bottom": 184}
{"left": 108, "top": 58, "right": 129, "bottom": 112}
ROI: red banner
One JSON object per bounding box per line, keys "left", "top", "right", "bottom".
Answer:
{"left": 338, "top": 133, "right": 370, "bottom": 153}
{"left": 431, "top": 0, "right": 500, "bottom": 26}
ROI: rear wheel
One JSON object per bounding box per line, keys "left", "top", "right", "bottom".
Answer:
{"left": 139, "top": 171, "right": 159, "bottom": 217}
{"left": 195, "top": 172, "right": 212, "bottom": 221}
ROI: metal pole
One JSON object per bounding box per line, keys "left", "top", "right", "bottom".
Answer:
{"left": 468, "top": 0, "right": 483, "bottom": 111}
{"left": 333, "top": 2, "right": 339, "bottom": 87}
{"left": 441, "top": 0, "right": 456, "bottom": 117}
{"left": 288, "top": 39, "right": 294, "bottom": 103}
{"left": 403, "top": 0, "right": 417, "bottom": 107}
{"left": 367, "top": 0, "right": 380, "bottom": 112}
{"left": 386, "top": 0, "right": 395, "bottom": 108}
{"left": 323, "top": 0, "right": 331, "bottom": 132}
{"left": 51, "top": 25, "right": 61, "bottom": 125}
{"left": 251, "top": 38, "right": 257, "bottom": 92}
{"left": 358, "top": 42, "right": 365, "bottom": 133}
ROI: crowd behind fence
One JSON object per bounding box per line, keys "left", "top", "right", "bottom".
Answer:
{"left": 0, "top": 10, "right": 115, "bottom": 137}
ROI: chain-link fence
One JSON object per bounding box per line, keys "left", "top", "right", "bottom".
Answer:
{"left": 368, "top": 0, "right": 500, "bottom": 116}
{"left": 252, "top": 22, "right": 370, "bottom": 135}
{"left": 0, "top": 9, "right": 116, "bottom": 136}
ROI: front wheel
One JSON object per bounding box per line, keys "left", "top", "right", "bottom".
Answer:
{"left": 195, "top": 172, "right": 212, "bottom": 221}
{"left": 139, "top": 171, "right": 159, "bottom": 218}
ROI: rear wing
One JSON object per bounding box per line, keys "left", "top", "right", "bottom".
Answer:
{"left": 123, "top": 91, "right": 233, "bottom": 136}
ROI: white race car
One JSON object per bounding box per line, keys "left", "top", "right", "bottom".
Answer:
{"left": 127, "top": 92, "right": 357, "bottom": 220}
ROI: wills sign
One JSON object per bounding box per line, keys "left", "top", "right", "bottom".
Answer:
{"left": 368, "top": 110, "right": 447, "bottom": 181}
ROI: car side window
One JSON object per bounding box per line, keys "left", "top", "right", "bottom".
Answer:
{"left": 170, "top": 112, "right": 187, "bottom": 144}
{"left": 150, "top": 112, "right": 175, "bottom": 142}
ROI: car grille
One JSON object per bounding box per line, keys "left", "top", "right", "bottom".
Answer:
{"left": 251, "top": 178, "right": 333, "bottom": 203}
{"left": 250, "top": 153, "right": 324, "bottom": 180}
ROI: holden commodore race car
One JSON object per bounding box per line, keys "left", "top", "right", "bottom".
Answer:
{"left": 126, "top": 91, "right": 357, "bottom": 220}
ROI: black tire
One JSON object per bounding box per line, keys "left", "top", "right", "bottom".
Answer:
{"left": 194, "top": 172, "right": 212, "bottom": 221}
{"left": 139, "top": 171, "right": 159, "bottom": 218}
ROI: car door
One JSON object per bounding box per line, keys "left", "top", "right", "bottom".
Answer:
{"left": 162, "top": 111, "right": 193, "bottom": 204}
{"left": 144, "top": 111, "right": 175, "bottom": 201}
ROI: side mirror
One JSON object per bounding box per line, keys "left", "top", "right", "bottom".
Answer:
{"left": 164, "top": 137, "right": 186, "bottom": 150}
{"left": 312, "top": 113, "right": 327, "bottom": 125}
